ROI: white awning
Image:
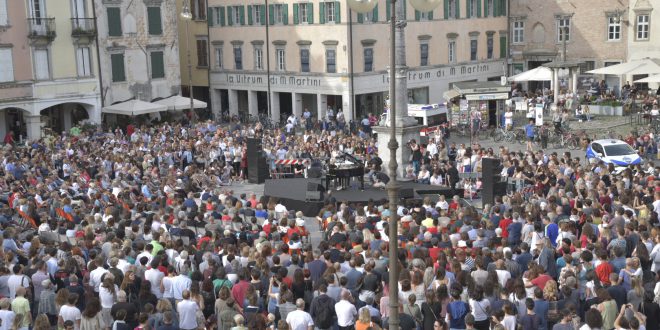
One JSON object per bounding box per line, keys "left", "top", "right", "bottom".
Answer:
{"left": 153, "top": 95, "right": 208, "bottom": 111}
{"left": 507, "top": 66, "right": 553, "bottom": 82}
{"left": 634, "top": 75, "right": 660, "bottom": 83}
{"left": 465, "top": 93, "right": 510, "bottom": 101}
{"left": 102, "top": 100, "right": 168, "bottom": 116}
{"left": 586, "top": 58, "right": 660, "bottom": 75}
{"left": 443, "top": 90, "right": 460, "bottom": 101}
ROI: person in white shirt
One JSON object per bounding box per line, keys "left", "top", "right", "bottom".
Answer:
{"left": 504, "top": 108, "right": 514, "bottom": 130}
{"left": 430, "top": 172, "right": 444, "bottom": 186}
{"left": 134, "top": 244, "right": 154, "bottom": 266}
{"left": 7, "top": 264, "right": 30, "bottom": 299}
{"left": 172, "top": 271, "right": 192, "bottom": 301}
{"left": 177, "top": 290, "right": 199, "bottom": 330}
{"left": 334, "top": 291, "right": 357, "bottom": 328}
{"left": 0, "top": 298, "right": 15, "bottom": 330}
{"left": 435, "top": 195, "right": 449, "bottom": 210}
{"left": 144, "top": 260, "right": 165, "bottom": 299}
{"left": 286, "top": 298, "right": 314, "bottom": 330}
{"left": 89, "top": 260, "right": 108, "bottom": 293}
{"left": 58, "top": 293, "right": 82, "bottom": 330}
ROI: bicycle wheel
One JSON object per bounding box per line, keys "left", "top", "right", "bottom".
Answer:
{"left": 552, "top": 138, "right": 563, "bottom": 149}
{"left": 567, "top": 137, "right": 579, "bottom": 150}
{"left": 493, "top": 131, "right": 504, "bottom": 142}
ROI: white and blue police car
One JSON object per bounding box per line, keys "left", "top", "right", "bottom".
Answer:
{"left": 586, "top": 139, "right": 642, "bottom": 167}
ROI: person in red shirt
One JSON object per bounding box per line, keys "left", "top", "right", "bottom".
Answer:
{"left": 595, "top": 249, "right": 613, "bottom": 286}
{"left": 528, "top": 265, "right": 552, "bottom": 291}
{"left": 498, "top": 213, "right": 513, "bottom": 239}
{"left": 231, "top": 269, "right": 252, "bottom": 309}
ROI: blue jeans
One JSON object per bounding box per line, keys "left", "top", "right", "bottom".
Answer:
{"left": 412, "top": 160, "right": 420, "bottom": 175}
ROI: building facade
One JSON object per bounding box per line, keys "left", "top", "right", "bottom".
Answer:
{"left": 0, "top": 0, "right": 102, "bottom": 141}
{"left": 177, "top": 0, "right": 210, "bottom": 113}
{"left": 208, "top": 0, "right": 509, "bottom": 123}
{"left": 95, "top": 0, "right": 181, "bottom": 118}
{"left": 509, "top": 0, "right": 629, "bottom": 94}
{"left": 627, "top": 0, "right": 660, "bottom": 88}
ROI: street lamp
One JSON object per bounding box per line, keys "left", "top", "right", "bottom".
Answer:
{"left": 180, "top": 2, "right": 194, "bottom": 117}
{"left": 347, "top": 0, "right": 441, "bottom": 328}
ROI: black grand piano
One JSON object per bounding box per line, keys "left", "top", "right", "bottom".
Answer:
{"left": 326, "top": 152, "right": 365, "bottom": 190}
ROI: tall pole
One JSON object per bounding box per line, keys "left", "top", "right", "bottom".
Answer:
{"left": 387, "top": 1, "right": 400, "bottom": 329}
{"left": 265, "top": 0, "right": 272, "bottom": 119}
{"left": 186, "top": 19, "right": 194, "bottom": 116}
{"left": 394, "top": 0, "right": 408, "bottom": 126}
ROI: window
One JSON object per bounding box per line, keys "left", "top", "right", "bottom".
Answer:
{"left": 196, "top": 38, "right": 208, "bottom": 67}
{"left": 0, "top": 48, "right": 13, "bottom": 82}
{"left": 448, "top": 0, "right": 456, "bottom": 19}
{"left": 276, "top": 48, "right": 285, "bottom": 71}
{"left": 34, "top": 48, "right": 49, "bottom": 80}
{"left": 578, "top": 60, "right": 595, "bottom": 73}
{"left": 300, "top": 49, "right": 310, "bottom": 72}
{"left": 557, "top": 17, "right": 570, "bottom": 42}
{"left": 107, "top": 7, "right": 122, "bottom": 36}
{"left": 147, "top": 7, "right": 162, "bottom": 35}
{"left": 110, "top": 53, "right": 125, "bottom": 82}
{"left": 326, "top": 49, "right": 336, "bottom": 73}
{"left": 468, "top": 0, "right": 477, "bottom": 18}
{"left": 608, "top": 16, "right": 621, "bottom": 41}
{"left": 512, "top": 20, "right": 524, "bottom": 43}
{"left": 470, "top": 39, "right": 478, "bottom": 61}
{"left": 215, "top": 7, "right": 226, "bottom": 26}
{"left": 252, "top": 5, "right": 262, "bottom": 25}
{"left": 254, "top": 47, "right": 263, "bottom": 70}
{"left": 234, "top": 46, "right": 242, "bottom": 70}
{"left": 190, "top": 0, "right": 206, "bottom": 20}
{"left": 637, "top": 14, "right": 649, "bottom": 40}
{"left": 448, "top": 40, "right": 456, "bottom": 63}
{"left": 150, "top": 51, "right": 164, "bottom": 79}
{"left": 420, "top": 44, "right": 429, "bottom": 66}
{"left": 215, "top": 47, "right": 223, "bottom": 68}
{"left": 324, "top": 1, "right": 338, "bottom": 23}
{"left": 299, "top": 3, "right": 309, "bottom": 23}
{"left": 0, "top": 0, "right": 8, "bottom": 26}
{"left": 364, "top": 48, "right": 373, "bottom": 72}
{"left": 76, "top": 47, "right": 92, "bottom": 77}
{"left": 485, "top": 35, "right": 493, "bottom": 59}
{"left": 232, "top": 6, "right": 242, "bottom": 25}
{"left": 500, "top": 35, "right": 506, "bottom": 58}
{"left": 274, "top": 4, "right": 285, "bottom": 24}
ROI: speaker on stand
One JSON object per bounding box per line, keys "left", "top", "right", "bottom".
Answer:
{"left": 247, "top": 138, "right": 269, "bottom": 184}
{"left": 481, "top": 158, "right": 504, "bottom": 206}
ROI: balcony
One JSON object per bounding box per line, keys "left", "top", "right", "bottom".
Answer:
{"left": 71, "top": 18, "right": 96, "bottom": 38}
{"left": 27, "top": 18, "right": 56, "bottom": 42}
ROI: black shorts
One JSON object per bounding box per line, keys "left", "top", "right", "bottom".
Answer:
{"left": 527, "top": 136, "right": 534, "bottom": 141}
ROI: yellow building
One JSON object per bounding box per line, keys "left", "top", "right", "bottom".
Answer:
{"left": 176, "top": 0, "right": 210, "bottom": 116}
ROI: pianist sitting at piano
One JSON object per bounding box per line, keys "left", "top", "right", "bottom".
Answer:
{"left": 327, "top": 152, "right": 366, "bottom": 191}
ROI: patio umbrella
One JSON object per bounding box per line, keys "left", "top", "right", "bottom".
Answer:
{"left": 586, "top": 58, "right": 660, "bottom": 75}
{"left": 102, "top": 100, "right": 167, "bottom": 116}
{"left": 153, "top": 95, "right": 207, "bottom": 111}
{"left": 633, "top": 75, "right": 660, "bottom": 83}
{"left": 507, "top": 66, "right": 553, "bottom": 82}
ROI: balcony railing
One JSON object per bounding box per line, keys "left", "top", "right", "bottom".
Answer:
{"left": 27, "top": 18, "right": 56, "bottom": 39}
{"left": 71, "top": 18, "right": 96, "bottom": 37}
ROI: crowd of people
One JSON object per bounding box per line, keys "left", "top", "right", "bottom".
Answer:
{"left": 0, "top": 107, "right": 658, "bottom": 330}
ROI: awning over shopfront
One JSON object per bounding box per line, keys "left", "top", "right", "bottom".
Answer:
{"left": 634, "top": 75, "right": 660, "bottom": 83}
{"left": 102, "top": 100, "right": 167, "bottom": 116}
{"left": 153, "top": 95, "right": 207, "bottom": 111}
{"left": 507, "top": 66, "right": 553, "bottom": 82}
{"left": 443, "top": 90, "right": 460, "bottom": 101}
{"left": 586, "top": 58, "right": 660, "bottom": 75}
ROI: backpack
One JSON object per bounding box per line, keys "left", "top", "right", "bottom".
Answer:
{"left": 314, "top": 295, "right": 336, "bottom": 329}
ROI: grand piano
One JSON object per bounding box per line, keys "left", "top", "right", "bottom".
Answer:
{"left": 326, "top": 152, "right": 365, "bottom": 190}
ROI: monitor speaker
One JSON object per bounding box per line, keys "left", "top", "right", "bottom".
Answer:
{"left": 247, "top": 138, "right": 268, "bottom": 184}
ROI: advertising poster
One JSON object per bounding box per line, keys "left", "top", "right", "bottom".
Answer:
{"left": 535, "top": 103, "right": 544, "bottom": 126}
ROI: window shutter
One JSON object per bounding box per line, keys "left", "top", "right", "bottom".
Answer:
{"left": 308, "top": 3, "right": 313, "bottom": 23}
{"left": 500, "top": 35, "right": 506, "bottom": 58}
{"left": 147, "top": 7, "right": 162, "bottom": 35}
{"left": 239, "top": 6, "right": 245, "bottom": 25}
{"left": 484, "top": 0, "right": 489, "bottom": 17}
{"left": 111, "top": 53, "right": 125, "bottom": 82}
{"left": 282, "top": 4, "right": 288, "bottom": 25}
{"left": 219, "top": 6, "right": 225, "bottom": 26}
{"left": 477, "top": 0, "right": 481, "bottom": 17}
{"left": 293, "top": 3, "right": 299, "bottom": 24}
{"left": 227, "top": 6, "right": 233, "bottom": 25}
{"left": 269, "top": 4, "right": 274, "bottom": 25}
{"left": 386, "top": 0, "right": 391, "bottom": 20}
{"left": 501, "top": 0, "right": 506, "bottom": 16}
{"left": 107, "top": 7, "right": 122, "bottom": 36}
{"left": 151, "top": 51, "right": 164, "bottom": 79}
{"left": 428, "top": 10, "right": 433, "bottom": 20}
{"left": 466, "top": 0, "right": 471, "bottom": 17}
{"left": 319, "top": 3, "right": 325, "bottom": 24}
{"left": 455, "top": 0, "right": 460, "bottom": 18}
{"left": 260, "top": 5, "right": 266, "bottom": 25}
{"left": 372, "top": 5, "right": 378, "bottom": 22}
{"left": 0, "top": 48, "right": 14, "bottom": 82}
{"left": 443, "top": 0, "right": 449, "bottom": 19}
{"left": 402, "top": 0, "right": 407, "bottom": 19}
{"left": 357, "top": 13, "right": 363, "bottom": 23}
{"left": 493, "top": 0, "right": 498, "bottom": 17}
{"left": 247, "top": 5, "right": 252, "bottom": 25}
{"left": 208, "top": 7, "right": 214, "bottom": 26}
{"left": 0, "top": 0, "right": 7, "bottom": 26}
{"left": 415, "top": 10, "right": 420, "bottom": 21}
{"left": 334, "top": 1, "right": 340, "bottom": 23}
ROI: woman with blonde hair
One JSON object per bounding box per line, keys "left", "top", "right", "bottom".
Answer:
{"left": 627, "top": 276, "right": 645, "bottom": 310}
{"left": 355, "top": 306, "right": 380, "bottom": 330}
{"left": 32, "top": 314, "right": 50, "bottom": 330}
{"left": 543, "top": 280, "right": 559, "bottom": 301}
{"left": 55, "top": 288, "right": 70, "bottom": 313}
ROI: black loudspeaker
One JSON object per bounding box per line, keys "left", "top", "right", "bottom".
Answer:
{"left": 481, "top": 158, "right": 503, "bottom": 206}
{"left": 399, "top": 187, "right": 414, "bottom": 199}
{"left": 306, "top": 179, "right": 324, "bottom": 201}
{"left": 247, "top": 138, "right": 269, "bottom": 184}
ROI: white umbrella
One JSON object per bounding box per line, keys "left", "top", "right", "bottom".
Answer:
{"left": 507, "top": 66, "right": 553, "bottom": 82}
{"left": 633, "top": 75, "right": 660, "bottom": 83}
{"left": 154, "top": 95, "right": 207, "bottom": 111}
{"left": 102, "top": 100, "right": 167, "bottom": 116}
{"left": 586, "top": 58, "right": 660, "bottom": 75}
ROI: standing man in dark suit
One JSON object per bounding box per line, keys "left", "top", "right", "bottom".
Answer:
{"left": 446, "top": 162, "right": 460, "bottom": 194}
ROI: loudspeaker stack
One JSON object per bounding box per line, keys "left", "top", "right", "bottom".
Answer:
{"left": 247, "top": 138, "right": 269, "bottom": 184}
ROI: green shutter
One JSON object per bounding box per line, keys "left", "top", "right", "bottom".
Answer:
{"left": 372, "top": 5, "right": 378, "bottom": 22}
{"left": 466, "top": 0, "right": 471, "bottom": 18}
{"left": 493, "top": 0, "right": 499, "bottom": 17}
{"left": 501, "top": 0, "right": 506, "bottom": 16}
{"left": 477, "top": 0, "right": 482, "bottom": 17}
{"left": 455, "top": 0, "right": 460, "bottom": 18}
{"left": 415, "top": 10, "right": 420, "bottom": 21}
{"left": 227, "top": 6, "right": 233, "bottom": 25}
{"left": 111, "top": 53, "right": 125, "bottom": 82}
{"left": 107, "top": 7, "right": 122, "bottom": 36}
{"left": 269, "top": 4, "right": 274, "bottom": 25}
{"left": 282, "top": 4, "right": 288, "bottom": 24}
{"left": 308, "top": 3, "right": 313, "bottom": 23}
{"left": 260, "top": 5, "right": 266, "bottom": 25}
{"left": 151, "top": 51, "right": 164, "bottom": 79}
{"left": 247, "top": 5, "right": 252, "bottom": 25}
{"left": 386, "top": 0, "right": 391, "bottom": 20}
{"left": 428, "top": 10, "right": 433, "bottom": 20}
{"left": 293, "top": 3, "right": 299, "bottom": 24}
{"left": 402, "top": 0, "right": 407, "bottom": 19}
{"left": 484, "top": 0, "right": 489, "bottom": 16}
{"left": 208, "top": 7, "right": 214, "bottom": 26}
{"left": 443, "top": 0, "right": 449, "bottom": 19}
{"left": 357, "top": 13, "right": 363, "bottom": 23}
{"left": 147, "top": 7, "right": 162, "bottom": 35}
{"left": 219, "top": 6, "right": 225, "bottom": 26}
{"left": 319, "top": 2, "right": 325, "bottom": 24}
{"left": 500, "top": 36, "right": 506, "bottom": 58}
{"left": 334, "top": 1, "right": 340, "bottom": 23}
{"left": 239, "top": 6, "right": 245, "bottom": 25}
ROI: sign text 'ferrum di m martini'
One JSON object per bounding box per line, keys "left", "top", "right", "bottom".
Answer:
{"left": 227, "top": 74, "right": 321, "bottom": 87}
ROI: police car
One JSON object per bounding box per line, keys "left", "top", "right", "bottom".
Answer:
{"left": 586, "top": 139, "right": 642, "bottom": 167}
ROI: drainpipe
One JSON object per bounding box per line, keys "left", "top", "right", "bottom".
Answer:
{"left": 91, "top": 0, "right": 104, "bottom": 110}
{"left": 206, "top": 0, "right": 211, "bottom": 117}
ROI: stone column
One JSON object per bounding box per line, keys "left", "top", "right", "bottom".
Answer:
{"left": 316, "top": 93, "right": 327, "bottom": 121}
{"left": 342, "top": 89, "right": 353, "bottom": 122}
{"left": 25, "top": 115, "right": 41, "bottom": 142}
{"left": 270, "top": 92, "right": 280, "bottom": 123}
{"left": 248, "top": 90, "right": 258, "bottom": 117}
{"left": 572, "top": 68, "right": 578, "bottom": 94}
{"left": 553, "top": 68, "right": 559, "bottom": 106}
{"left": 228, "top": 90, "right": 239, "bottom": 117}
{"left": 292, "top": 92, "right": 302, "bottom": 118}
{"left": 62, "top": 105, "right": 73, "bottom": 131}
{"left": 0, "top": 111, "right": 6, "bottom": 140}
{"left": 210, "top": 89, "right": 222, "bottom": 120}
